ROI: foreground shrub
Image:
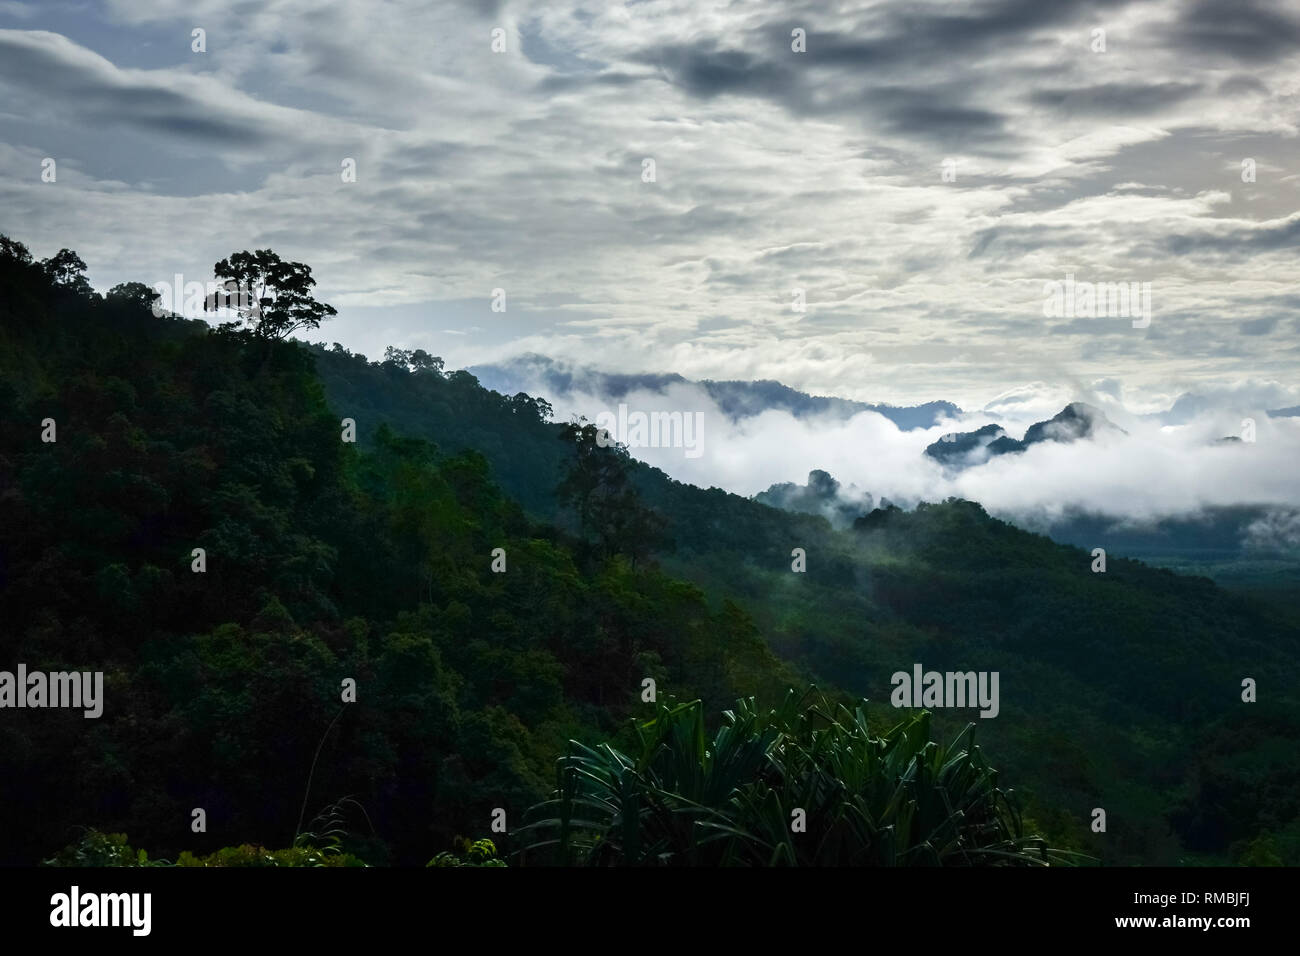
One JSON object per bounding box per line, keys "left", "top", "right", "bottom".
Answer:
{"left": 518, "top": 688, "right": 1082, "bottom": 866}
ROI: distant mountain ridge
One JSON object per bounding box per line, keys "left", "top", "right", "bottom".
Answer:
{"left": 471, "top": 356, "right": 1300, "bottom": 438}
{"left": 469, "top": 353, "right": 961, "bottom": 431}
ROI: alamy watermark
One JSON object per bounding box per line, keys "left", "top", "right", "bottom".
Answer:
{"left": 1043, "top": 273, "right": 1151, "bottom": 328}
{"left": 50, "top": 886, "right": 150, "bottom": 936}
{"left": 891, "top": 663, "right": 999, "bottom": 718}
{"left": 594, "top": 404, "right": 704, "bottom": 459}
{"left": 0, "top": 665, "right": 103, "bottom": 718}
{"left": 150, "top": 275, "right": 261, "bottom": 319}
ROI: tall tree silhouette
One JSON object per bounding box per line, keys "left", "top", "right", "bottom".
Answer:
{"left": 211, "top": 249, "right": 337, "bottom": 342}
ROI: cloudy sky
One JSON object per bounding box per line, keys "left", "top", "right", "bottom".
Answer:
{"left": 1, "top": 0, "right": 1298, "bottom": 413}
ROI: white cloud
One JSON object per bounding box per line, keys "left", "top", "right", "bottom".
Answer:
{"left": 515, "top": 369, "right": 1300, "bottom": 525}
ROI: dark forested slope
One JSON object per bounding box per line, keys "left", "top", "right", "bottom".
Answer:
{"left": 0, "top": 241, "right": 796, "bottom": 865}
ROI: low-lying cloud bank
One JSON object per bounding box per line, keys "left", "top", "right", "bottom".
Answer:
{"left": 476, "top": 361, "right": 1300, "bottom": 552}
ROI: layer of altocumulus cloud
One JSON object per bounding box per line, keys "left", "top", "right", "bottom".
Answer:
{"left": 1, "top": 1, "right": 1299, "bottom": 407}
{"left": 537, "top": 380, "right": 1300, "bottom": 527}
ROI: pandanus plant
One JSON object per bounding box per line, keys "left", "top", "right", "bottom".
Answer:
{"left": 516, "top": 688, "right": 1080, "bottom": 866}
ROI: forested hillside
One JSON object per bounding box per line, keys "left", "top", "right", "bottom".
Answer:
{"left": 2, "top": 239, "right": 1296, "bottom": 866}
{"left": 0, "top": 239, "right": 798, "bottom": 866}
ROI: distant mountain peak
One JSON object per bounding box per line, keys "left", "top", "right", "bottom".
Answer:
{"left": 754, "top": 468, "right": 875, "bottom": 527}
{"left": 1022, "top": 401, "right": 1126, "bottom": 445}
{"left": 926, "top": 402, "right": 1125, "bottom": 468}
